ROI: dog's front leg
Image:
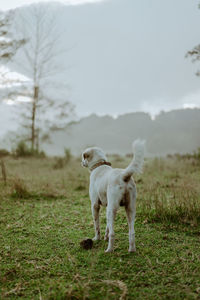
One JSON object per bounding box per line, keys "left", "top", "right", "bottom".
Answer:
{"left": 91, "top": 203, "right": 101, "bottom": 241}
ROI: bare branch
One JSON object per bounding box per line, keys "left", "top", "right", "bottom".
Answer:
{"left": 7, "top": 5, "right": 75, "bottom": 150}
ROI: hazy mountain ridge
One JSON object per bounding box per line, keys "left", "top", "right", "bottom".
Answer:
{"left": 44, "top": 108, "right": 200, "bottom": 156}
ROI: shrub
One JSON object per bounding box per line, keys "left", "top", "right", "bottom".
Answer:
{"left": 12, "top": 141, "right": 46, "bottom": 158}
{"left": 13, "top": 141, "right": 31, "bottom": 157}
{"left": 53, "top": 157, "right": 66, "bottom": 169}
{"left": 193, "top": 147, "right": 200, "bottom": 161}
{"left": 34, "top": 150, "right": 46, "bottom": 158}
{"left": 64, "top": 148, "right": 72, "bottom": 164}
{"left": 11, "top": 178, "right": 30, "bottom": 199}
{"left": 0, "top": 159, "right": 7, "bottom": 184}
{"left": 0, "top": 149, "right": 10, "bottom": 158}
{"left": 171, "top": 148, "right": 200, "bottom": 163}
{"left": 53, "top": 148, "right": 72, "bottom": 169}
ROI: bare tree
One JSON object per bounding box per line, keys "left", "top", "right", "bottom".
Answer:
{"left": 0, "top": 11, "right": 26, "bottom": 62}
{"left": 186, "top": 3, "right": 200, "bottom": 76}
{"left": 186, "top": 45, "right": 200, "bottom": 77}
{"left": 0, "top": 10, "right": 26, "bottom": 92}
{"left": 12, "top": 5, "right": 74, "bottom": 151}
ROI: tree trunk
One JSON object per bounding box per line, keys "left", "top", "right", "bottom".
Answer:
{"left": 1, "top": 159, "right": 7, "bottom": 185}
{"left": 36, "top": 128, "right": 39, "bottom": 153}
{"left": 31, "top": 86, "right": 39, "bottom": 151}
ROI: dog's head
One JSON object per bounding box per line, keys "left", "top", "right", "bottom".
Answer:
{"left": 82, "top": 147, "right": 107, "bottom": 170}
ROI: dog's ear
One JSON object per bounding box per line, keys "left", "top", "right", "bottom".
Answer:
{"left": 83, "top": 150, "right": 93, "bottom": 160}
{"left": 83, "top": 153, "right": 88, "bottom": 160}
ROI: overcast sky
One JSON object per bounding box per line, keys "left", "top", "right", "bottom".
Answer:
{"left": 60, "top": 0, "right": 200, "bottom": 117}
{"left": 0, "top": 0, "right": 106, "bottom": 10}
{"left": 1, "top": 0, "right": 200, "bottom": 137}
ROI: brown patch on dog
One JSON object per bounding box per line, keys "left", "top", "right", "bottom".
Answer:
{"left": 123, "top": 174, "right": 132, "bottom": 183}
{"left": 120, "top": 189, "right": 130, "bottom": 207}
{"left": 98, "top": 199, "right": 102, "bottom": 206}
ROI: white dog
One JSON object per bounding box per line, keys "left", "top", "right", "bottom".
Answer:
{"left": 82, "top": 140, "right": 145, "bottom": 253}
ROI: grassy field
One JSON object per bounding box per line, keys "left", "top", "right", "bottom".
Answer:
{"left": 0, "top": 155, "right": 200, "bottom": 299}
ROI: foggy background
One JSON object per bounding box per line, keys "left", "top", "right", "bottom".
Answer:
{"left": 0, "top": 0, "right": 200, "bottom": 155}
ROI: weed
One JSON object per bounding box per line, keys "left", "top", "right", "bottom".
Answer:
{"left": 0, "top": 159, "right": 7, "bottom": 185}
{"left": 53, "top": 148, "right": 72, "bottom": 169}
{"left": 64, "top": 148, "right": 72, "bottom": 164}
{"left": 53, "top": 157, "right": 66, "bottom": 169}
{"left": 11, "top": 178, "right": 30, "bottom": 199}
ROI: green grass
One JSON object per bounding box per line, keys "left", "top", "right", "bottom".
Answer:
{"left": 0, "top": 156, "right": 200, "bottom": 299}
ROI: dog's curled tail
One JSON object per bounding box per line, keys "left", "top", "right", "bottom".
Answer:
{"left": 122, "top": 139, "right": 145, "bottom": 182}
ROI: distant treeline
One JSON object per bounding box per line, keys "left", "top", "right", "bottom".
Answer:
{"left": 44, "top": 108, "right": 200, "bottom": 156}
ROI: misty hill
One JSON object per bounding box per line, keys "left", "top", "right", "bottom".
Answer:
{"left": 43, "top": 108, "right": 200, "bottom": 156}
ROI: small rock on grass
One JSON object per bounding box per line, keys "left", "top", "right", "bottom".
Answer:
{"left": 80, "top": 238, "right": 93, "bottom": 250}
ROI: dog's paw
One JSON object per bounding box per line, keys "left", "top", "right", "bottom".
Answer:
{"left": 92, "top": 236, "right": 100, "bottom": 241}
{"left": 105, "top": 248, "right": 113, "bottom": 253}
{"left": 104, "top": 235, "right": 109, "bottom": 241}
{"left": 128, "top": 248, "right": 136, "bottom": 253}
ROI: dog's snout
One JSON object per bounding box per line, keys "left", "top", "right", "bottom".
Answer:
{"left": 81, "top": 160, "right": 88, "bottom": 167}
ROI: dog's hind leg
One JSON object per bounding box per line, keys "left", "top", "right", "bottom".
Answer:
{"left": 91, "top": 203, "right": 101, "bottom": 241}
{"left": 125, "top": 197, "right": 136, "bottom": 252}
{"left": 105, "top": 208, "right": 117, "bottom": 252}
{"left": 104, "top": 225, "right": 109, "bottom": 241}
